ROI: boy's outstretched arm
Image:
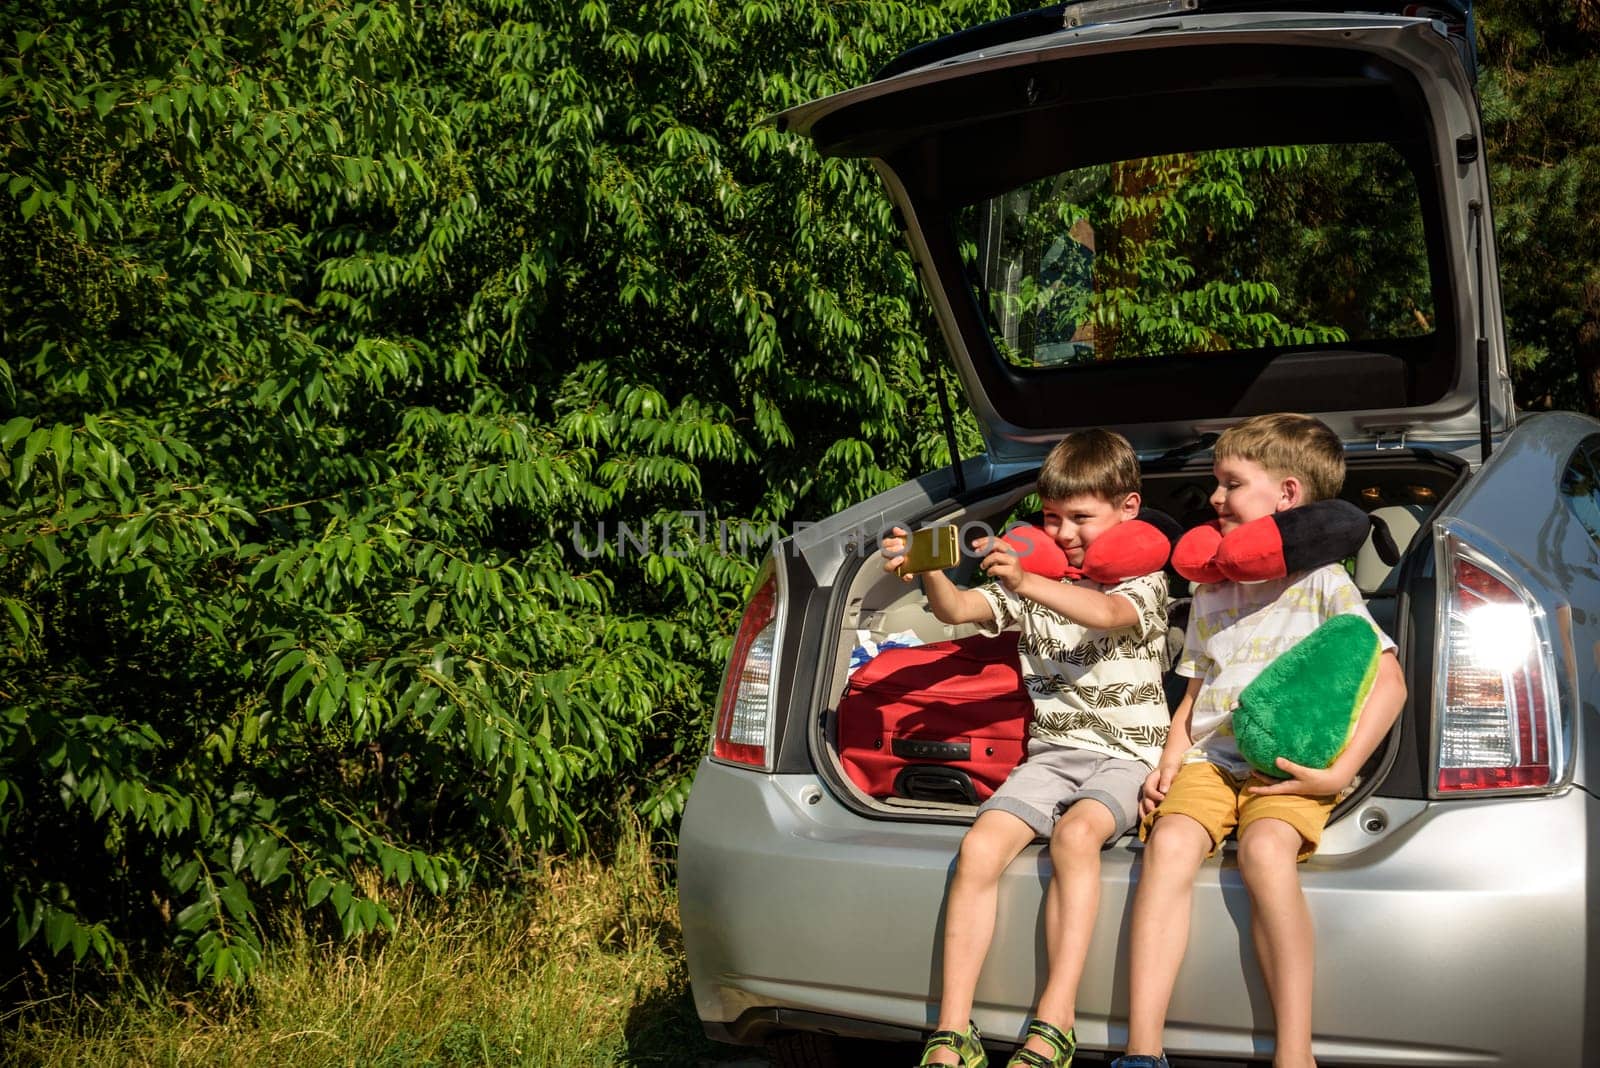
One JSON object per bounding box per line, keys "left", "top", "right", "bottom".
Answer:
{"left": 880, "top": 527, "right": 995, "bottom": 626}
{"left": 1249, "top": 649, "right": 1407, "bottom": 798}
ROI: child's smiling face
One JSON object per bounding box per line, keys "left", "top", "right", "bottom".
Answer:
{"left": 1210, "top": 456, "right": 1294, "bottom": 533}
{"left": 1040, "top": 491, "right": 1139, "bottom": 568}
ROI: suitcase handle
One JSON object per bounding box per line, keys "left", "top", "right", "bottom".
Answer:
{"left": 891, "top": 738, "right": 971, "bottom": 761}
{"left": 894, "top": 766, "right": 979, "bottom": 804}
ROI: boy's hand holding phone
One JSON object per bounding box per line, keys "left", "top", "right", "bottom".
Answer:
{"left": 977, "top": 541, "right": 1024, "bottom": 592}
{"left": 880, "top": 527, "right": 910, "bottom": 581}
{"left": 880, "top": 526, "right": 1031, "bottom": 630}
{"left": 882, "top": 525, "right": 960, "bottom": 581}
{"left": 882, "top": 525, "right": 1027, "bottom": 592}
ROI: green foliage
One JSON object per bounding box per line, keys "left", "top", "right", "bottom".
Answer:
{"left": 1, "top": 0, "right": 1008, "bottom": 985}
{"left": 1476, "top": 0, "right": 1600, "bottom": 410}
{"left": 960, "top": 143, "right": 1441, "bottom": 368}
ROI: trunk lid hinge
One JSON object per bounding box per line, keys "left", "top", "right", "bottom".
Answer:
{"left": 1373, "top": 428, "right": 1409, "bottom": 451}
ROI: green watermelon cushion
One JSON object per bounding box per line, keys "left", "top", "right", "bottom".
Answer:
{"left": 1234, "top": 614, "right": 1381, "bottom": 778}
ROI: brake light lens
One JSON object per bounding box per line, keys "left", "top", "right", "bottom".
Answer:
{"left": 1434, "top": 528, "right": 1568, "bottom": 794}
{"left": 711, "top": 565, "right": 780, "bottom": 770}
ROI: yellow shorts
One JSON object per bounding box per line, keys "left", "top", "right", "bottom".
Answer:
{"left": 1138, "top": 761, "right": 1336, "bottom": 861}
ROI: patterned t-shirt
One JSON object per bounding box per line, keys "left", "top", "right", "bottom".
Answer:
{"left": 975, "top": 570, "right": 1170, "bottom": 766}
{"left": 1177, "top": 563, "right": 1398, "bottom": 776}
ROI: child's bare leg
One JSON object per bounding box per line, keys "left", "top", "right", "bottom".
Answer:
{"left": 1125, "top": 813, "right": 1211, "bottom": 1056}
{"left": 1023, "top": 799, "right": 1117, "bottom": 1056}
{"left": 928, "top": 809, "right": 1037, "bottom": 1064}
{"left": 1038, "top": 804, "right": 1117, "bottom": 1017}
{"left": 1237, "top": 818, "right": 1316, "bottom": 1068}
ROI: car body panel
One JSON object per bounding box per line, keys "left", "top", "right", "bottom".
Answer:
{"left": 680, "top": 759, "right": 1596, "bottom": 1063}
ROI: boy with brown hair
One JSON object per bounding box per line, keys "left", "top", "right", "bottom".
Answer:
{"left": 1111, "top": 413, "right": 1407, "bottom": 1068}
{"left": 882, "top": 428, "right": 1170, "bottom": 1068}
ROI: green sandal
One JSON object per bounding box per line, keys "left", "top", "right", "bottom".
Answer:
{"left": 1005, "top": 1019, "right": 1075, "bottom": 1067}
{"left": 918, "top": 1020, "right": 987, "bottom": 1066}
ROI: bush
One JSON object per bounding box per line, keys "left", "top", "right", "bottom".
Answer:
{"left": 0, "top": 0, "right": 1003, "bottom": 984}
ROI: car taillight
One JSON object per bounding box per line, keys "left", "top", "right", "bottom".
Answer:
{"left": 1433, "top": 523, "right": 1571, "bottom": 795}
{"left": 711, "top": 562, "right": 782, "bottom": 771}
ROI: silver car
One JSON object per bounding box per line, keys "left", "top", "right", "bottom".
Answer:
{"left": 678, "top": 1, "right": 1600, "bottom": 1063}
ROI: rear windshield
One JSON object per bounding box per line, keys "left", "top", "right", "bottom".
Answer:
{"left": 956, "top": 142, "right": 1434, "bottom": 368}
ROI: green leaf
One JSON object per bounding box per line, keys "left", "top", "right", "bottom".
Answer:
{"left": 217, "top": 876, "right": 252, "bottom": 922}
{"left": 306, "top": 874, "right": 333, "bottom": 907}
{"left": 3, "top": 599, "right": 29, "bottom": 639}
{"left": 45, "top": 910, "right": 74, "bottom": 954}
{"left": 175, "top": 898, "right": 213, "bottom": 932}
{"left": 50, "top": 423, "right": 72, "bottom": 474}
{"left": 37, "top": 536, "right": 65, "bottom": 575}
{"left": 71, "top": 923, "right": 90, "bottom": 960}
{"left": 172, "top": 859, "right": 202, "bottom": 893}
{"left": 257, "top": 846, "right": 290, "bottom": 886}
{"left": 1, "top": 416, "right": 31, "bottom": 448}
{"left": 211, "top": 946, "right": 235, "bottom": 984}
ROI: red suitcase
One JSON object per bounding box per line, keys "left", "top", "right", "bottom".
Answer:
{"left": 837, "top": 633, "right": 1032, "bottom": 804}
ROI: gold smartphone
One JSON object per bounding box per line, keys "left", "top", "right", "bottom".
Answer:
{"left": 897, "top": 524, "right": 961, "bottom": 576}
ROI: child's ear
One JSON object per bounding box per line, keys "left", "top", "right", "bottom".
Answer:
{"left": 1277, "top": 477, "right": 1303, "bottom": 511}
{"left": 1120, "top": 490, "right": 1142, "bottom": 519}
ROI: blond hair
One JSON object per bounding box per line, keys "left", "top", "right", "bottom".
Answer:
{"left": 1213, "top": 413, "right": 1345, "bottom": 502}
{"left": 1037, "top": 428, "right": 1141, "bottom": 504}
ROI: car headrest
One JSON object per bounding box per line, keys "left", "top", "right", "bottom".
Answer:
{"left": 1354, "top": 504, "right": 1429, "bottom": 593}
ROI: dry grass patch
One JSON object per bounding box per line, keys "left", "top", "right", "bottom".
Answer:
{"left": 5, "top": 829, "right": 739, "bottom": 1067}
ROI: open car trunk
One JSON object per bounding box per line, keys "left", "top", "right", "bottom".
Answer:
{"left": 781, "top": 3, "right": 1509, "bottom": 832}
{"left": 815, "top": 450, "right": 1467, "bottom": 835}
{"left": 779, "top": 6, "right": 1513, "bottom": 466}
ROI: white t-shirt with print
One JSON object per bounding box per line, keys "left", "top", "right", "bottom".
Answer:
{"left": 1176, "top": 563, "right": 1397, "bottom": 776}
{"left": 975, "top": 570, "right": 1170, "bottom": 767}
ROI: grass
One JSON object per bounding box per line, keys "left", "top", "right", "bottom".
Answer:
{"left": 3, "top": 827, "right": 758, "bottom": 1067}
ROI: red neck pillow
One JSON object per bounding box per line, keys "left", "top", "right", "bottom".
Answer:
{"left": 1170, "top": 498, "right": 1375, "bottom": 584}
{"left": 1001, "top": 519, "right": 1171, "bottom": 584}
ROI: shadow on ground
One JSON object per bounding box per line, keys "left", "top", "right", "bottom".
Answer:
{"left": 620, "top": 981, "right": 770, "bottom": 1066}
{"left": 618, "top": 983, "right": 1245, "bottom": 1067}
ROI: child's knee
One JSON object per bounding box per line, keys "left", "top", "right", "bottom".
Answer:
{"left": 1235, "top": 817, "right": 1304, "bottom": 874}
{"left": 957, "top": 824, "right": 1017, "bottom": 878}
{"left": 1050, "top": 812, "right": 1107, "bottom": 859}
{"left": 1143, "top": 812, "right": 1212, "bottom": 868}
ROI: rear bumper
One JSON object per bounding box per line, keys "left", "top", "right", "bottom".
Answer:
{"left": 678, "top": 759, "right": 1596, "bottom": 1065}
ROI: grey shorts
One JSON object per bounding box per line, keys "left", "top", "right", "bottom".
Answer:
{"left": 978, "top": 739, "right": 1147, "bottom": 841}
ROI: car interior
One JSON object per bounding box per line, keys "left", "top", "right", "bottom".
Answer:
{"left": 820, "top": 452, "right": 1463, "bottom": 823}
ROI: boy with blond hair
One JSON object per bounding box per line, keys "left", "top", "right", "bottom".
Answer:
{"left": 1111, "top": 413, "right": 1407, "bottom": 1068}
{"left": 883, "top": 428, "right": 1169, "bottom": 1068}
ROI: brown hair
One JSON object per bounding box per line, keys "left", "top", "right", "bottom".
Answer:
{"left": 1036, "top": 428, "right": 1141, "bottom": 504}
{"left": 1213, "top": 413, "right": 1345, "bottom": 502}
